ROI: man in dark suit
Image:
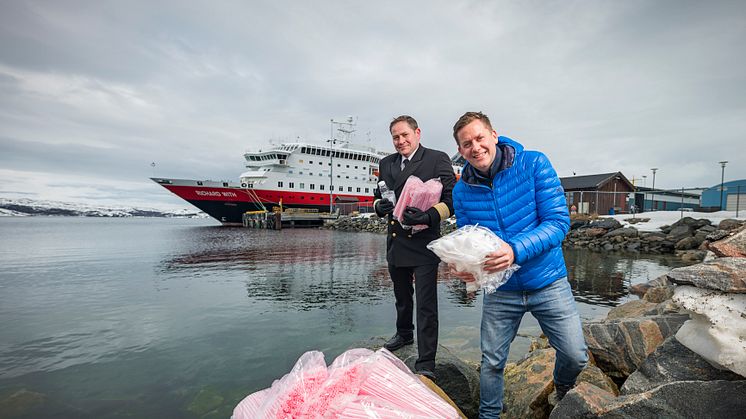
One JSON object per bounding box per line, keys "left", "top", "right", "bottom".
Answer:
{"left": 374, "top": 115, "right": 456, "bottom": 379}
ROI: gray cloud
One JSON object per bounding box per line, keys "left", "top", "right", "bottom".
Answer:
{"left": 0, "top": 0, "right": 744, "bottom": 209}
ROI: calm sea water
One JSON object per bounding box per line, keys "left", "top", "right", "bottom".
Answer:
{"left": 0, "top": 217, "right": 688, "bottom": 418}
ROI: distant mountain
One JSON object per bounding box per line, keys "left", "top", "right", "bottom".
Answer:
{"left": 0, "top": 198, "right": 207, "bottom": 218}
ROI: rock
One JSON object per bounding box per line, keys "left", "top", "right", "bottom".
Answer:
{"left": 502, "top": 348, "right": 555, "bottom": 419}
{"left": 503, "top": 348, "right": 617, "bottom": 419}
{"left": 666, "top": 225, "right": 693, "bottom": 242}
{"left": 606, "top": 300, "right": 658, "bottom": 320}
{"left": 548, "top": 382, "right": 615, "bottom": 418}
{"left": 570, "top": 220, "right": 588, "bottom": 230}
{"left": 621, "top": 336, "right": 745, "bottom": 394}
{"left": 583, "top": 227, "right": 607, "bottom": 238}
{"left": 603, "top": 243, "right": 614, "bottom": 251}
{"left": 666, "top": 257, "right": 746, "bottom": 292}
{"left": 674, "top": 236, "right": 698, "bottom": 250}
{"left": 719, "top": 219, "right": 744, "bottom": 231}
{"left": 187, "top": 387, "right": 224, "bottom": 416}
{"left": 706, "top": 229, "right": 730, "bottom": 241}
{"left": 605, "top": 227, "right": 638, "bottom": 238}
{"left": 0, "top": 389, "right": 84, "bottom": 418}
{"left": 628, "top": 275, "right": 669, "bottom": 298}
{"left": 642, "top": 286, "right": 674, "bottom": 304}
{"left": 582, "top": 314, "right": 688, "bottom": 379}
{"left": 353, "top": 336, "right": 480, "bottom": 418}
{"left": 709, "top": 227, "right": 746, "bottom": 258}
{"left": 673, "top": 286, "right": 746, "bottom": 377}
{"left": 699, "top": 225, "right": 717, "bottom": 233}
{"left": 625, "top": 242, "right": 640, "bottom": 252}
{"left": 680, "top": 250, "right": 706, "bottom": 262}
{"left": 589, "top": 218, "right": 623, "bottom": 230}
{"left": 550, "top": 380, "right": 746, "bottom": 418}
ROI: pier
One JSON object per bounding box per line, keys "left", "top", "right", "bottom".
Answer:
{"left": 242, "top": 208, "right": 339, "bottom": 230}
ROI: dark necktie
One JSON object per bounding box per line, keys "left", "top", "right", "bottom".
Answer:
{"left": 401, "top": 158, "right": 409, "bottom": 171}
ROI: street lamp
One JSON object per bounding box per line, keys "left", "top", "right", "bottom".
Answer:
{"left": 719, "top": 161, "right": 728, "bottom": 211}
{"left": 650, "top": 167, "right": 658, "bottom": 211}
{"left": 642, "top": 175, "right": 647, "bottom": 212}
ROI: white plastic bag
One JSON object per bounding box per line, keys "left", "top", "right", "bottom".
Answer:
{"left": 427, "top": 225, "right": 520, "bottom": 293}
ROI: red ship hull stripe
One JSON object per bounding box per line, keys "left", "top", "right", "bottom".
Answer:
{"left": 164, "top": 185, "right": 374, "bottom": 206}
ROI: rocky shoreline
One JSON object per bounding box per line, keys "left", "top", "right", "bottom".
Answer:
{"left": 323, "top": 214, "right": 745, "bottom": 263}
{"left": 363, "top": 222, "right": 746, "bottom": 418}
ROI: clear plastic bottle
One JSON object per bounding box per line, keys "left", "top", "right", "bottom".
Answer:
{"left": 378, "top": 181, "right": 396, "bottom": 206}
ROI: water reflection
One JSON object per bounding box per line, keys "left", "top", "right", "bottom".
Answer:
{"left": 564, "top": 249, "right": 688, "bottom": 306}
{"left": 160, "top": 228, "right": 690, "bottom": 311}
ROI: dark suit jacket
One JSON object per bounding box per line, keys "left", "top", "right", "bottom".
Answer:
{"left": 374, "top": 146, "right": 456, "bottom": 267}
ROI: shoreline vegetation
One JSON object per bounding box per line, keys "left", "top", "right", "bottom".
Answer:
{"left": 323, "top": 214, "right": 746, "bottom": 418}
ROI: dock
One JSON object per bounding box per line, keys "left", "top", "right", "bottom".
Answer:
{"left": 242, "top": 208, "right": 338, "bottom": 230}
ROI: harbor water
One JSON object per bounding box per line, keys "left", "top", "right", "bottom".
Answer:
{"left": 0, "top": 217, "right": 688, "bottom": 418}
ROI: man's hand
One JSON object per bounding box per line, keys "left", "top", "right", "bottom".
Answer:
{"left": 448, "top": 264, "right": 478, "bottom": 293}
{"left": 483, "top": 242, "right": 515, "bottom": 273}
{"left": 376, "top": 198, "right": 394, "bottom": 215}
{"left": 402, "top": 206, "right": 431, "bottom": 226}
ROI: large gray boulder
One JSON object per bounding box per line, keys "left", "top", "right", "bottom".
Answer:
{"left": 604, "top": 227, "right": 638, "bottom": 238}
{"left": 666, "top": 225, "right": 693, "bottom": 242}
{"left": 550, "top": 380, "right": 746, "bottom": 418}
{"left": 665, "top": 257, "right": 746, "bottom": 293}
{"left": 353, "top": 336, "right": 480, "bottom": 418}
{"left": 582, "top": 314, "right": 688, "bottom": 379}
{"left": 621, "top": 336, "right": 745, "bottom": 394}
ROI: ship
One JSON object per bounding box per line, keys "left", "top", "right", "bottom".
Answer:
{"left": 152, "top": 118, "right": 391, "bottom": 225}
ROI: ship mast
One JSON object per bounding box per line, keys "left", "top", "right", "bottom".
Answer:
{"left": 328, "top": 116, "right": 356, "bottom": 213}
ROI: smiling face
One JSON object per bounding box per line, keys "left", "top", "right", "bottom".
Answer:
{"left": 456, "top": 119, "right": 498, "bottom": 173}
{"left": 390, "top": 121, "right": 421, "bottom": 157}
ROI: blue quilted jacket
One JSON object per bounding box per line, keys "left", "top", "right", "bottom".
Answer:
{"left": 452, "top": 136, "right": 569, "bottom": 291}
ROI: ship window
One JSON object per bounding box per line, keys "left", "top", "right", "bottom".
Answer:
{"left": 339, "top": 186, "right": 344, "bottom": 191}
{"left": 223, "top": 182, "right": 229, "bottom": 187}
{"left": 310, "top": 184, "right": 315, "bottom": 190}
{"left": 289, "top": 170, "right": 293, "bottom": 174}
{"left": 299, "top": 172, "right": 303, "bottom": 175}
{"left": 346, "top": 165, "right": 350, "bottom": 168}
{"left": 365, "top": 187, "right": 369, "bottom": 193}
{"left": 301, "top": 147, "right": 307, "bottom": 153}
{"left": 328, "top": 163, "right": 331, "bottom": 166}
{"left": 345, "top": 176, "right": 349, "bottom": 179}
{"left": 309, "top": 161, "right": 313, "bottom": 164}
{"left": 278, "top": 181, "right": 283, "bottom": 187}
{"left": 309, "top": 172, "right": 313, "bottom": 176}
{"left": 337, "top": 164, "right": 341, "bottom": 167}
{"left": 354, "top": 176, "right": 358, "bottom": 180}
{"left": 320, "top": 185, "right": 325, "bottom": 191}
{"left": 348, "top": 187, "right": 352, "bottom": 192}
{"left": 356, "top": 187, "right": 361, "bottom": 192}
{"left": 300, "top": 183, "right": 305, "bottom": 189}
{"left": 355, "top": 166, "right": 358, "bottom": 169}
{"left": 289, "top": 182, "right": 294, "bottom": 188}
{"left": 319, "top": 162, "right": 323, "bottom": 165}
{"left": 197, "top": 181, "right": 203, "bottom": 186}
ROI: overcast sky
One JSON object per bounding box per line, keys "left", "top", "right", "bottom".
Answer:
{"left": 1, "top": 0, "right": 744, "bottom": 210}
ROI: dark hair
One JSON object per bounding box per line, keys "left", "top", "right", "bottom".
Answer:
{"left": 452, "top": 111, "right": 493, "bottom": 143}
{"left": 389, "top": 115, "right": 418, "bottom": 132}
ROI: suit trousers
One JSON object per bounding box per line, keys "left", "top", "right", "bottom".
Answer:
{"left": 388, "top": 263, "right": 439, "bottom": 371}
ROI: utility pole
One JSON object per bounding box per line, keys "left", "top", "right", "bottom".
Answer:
{"left": 650, "top": 167, "right": 658, "bottom": 211}
{"left": 719, "top": 161, "right": 728, "bottom": 211}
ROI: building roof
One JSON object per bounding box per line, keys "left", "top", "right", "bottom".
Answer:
{"left": 560, "top": 172, "right": 634, "bottom": 191}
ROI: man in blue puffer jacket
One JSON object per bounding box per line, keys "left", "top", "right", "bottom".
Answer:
{"left": 451, "top": 111, "right": 587, "bottom": 418}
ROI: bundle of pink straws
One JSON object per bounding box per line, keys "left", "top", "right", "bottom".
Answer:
{"left": 233, "top": 348, "right": 458, "bottom": 419}
{"left": 392, "top": 176, "right": 443, "bottom": 233}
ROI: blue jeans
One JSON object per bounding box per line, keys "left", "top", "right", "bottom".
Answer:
{"left": 479, "top": 278, "right": 588, "bottom": 418}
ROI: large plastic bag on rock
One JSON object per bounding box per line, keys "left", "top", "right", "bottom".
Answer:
{"left": 427, "top": 224, "right": 520, "bottom": 293}
{"left": 232, "top": 348, "right": 459, "bottom": 419}
{"left": 392, "top": 176, "right": 443, "bottom": 233}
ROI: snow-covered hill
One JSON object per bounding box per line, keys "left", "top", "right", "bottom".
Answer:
{"left": 0, "top": 198, "right": 207, "bottom": 218}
